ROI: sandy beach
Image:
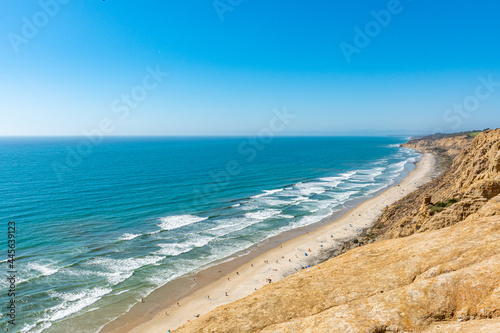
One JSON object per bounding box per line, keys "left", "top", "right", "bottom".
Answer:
{"left": 102, "top": 153, "right": 438, "bottom": 333}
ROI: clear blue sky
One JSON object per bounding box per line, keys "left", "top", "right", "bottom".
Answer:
{"left": 1, "top": 0, "right": 499, "bottom": 136}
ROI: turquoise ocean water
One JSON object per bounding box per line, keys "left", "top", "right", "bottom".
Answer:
{"left": 0, "top": 137, "right": 419, "bottom": 332}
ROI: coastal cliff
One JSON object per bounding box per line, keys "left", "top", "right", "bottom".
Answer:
{"left": 175, "top": 129, "right": 500, "bottom": 333}
{"left": 377, "top": 129, "right": 498, "bottom": 239}
{"left": 402, "top": 132, "right": 476, "bottom": 158}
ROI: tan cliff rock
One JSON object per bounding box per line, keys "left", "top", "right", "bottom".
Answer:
{"left": 175, "top": 129, "right": 500, "bottom": 333}
{"left": 402, "top": 134, "right": 474, "bottom": 158}
{"left": 378, "top": 129, "right": 500, "bottom": 239}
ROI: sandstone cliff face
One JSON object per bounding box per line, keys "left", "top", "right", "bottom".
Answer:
{"left": 175, "top": 130, "right": 500, "bottom": 333}
{"left": 402, "top": 134, "right": 474, "bottom": 158}
{"left": 378, "top": 129, "right": 500, "bottom": 239}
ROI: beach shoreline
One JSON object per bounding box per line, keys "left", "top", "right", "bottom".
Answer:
{"left": 101, "top": 152, "right": 439, "bottom": 333}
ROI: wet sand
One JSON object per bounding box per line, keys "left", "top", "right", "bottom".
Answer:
{"left": 101, "top": 153, "right": 438, "bottom": 333}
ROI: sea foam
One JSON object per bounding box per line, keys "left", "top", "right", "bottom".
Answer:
{"left": 119, "top": 233, "right": 141, "bottom": 241}
{"left": 158, "top": 215, "right": 208, "bottom": 231}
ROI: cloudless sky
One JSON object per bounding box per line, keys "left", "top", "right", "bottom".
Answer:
{"left": 1, "top": 0, "right": 499, "bottom": 136}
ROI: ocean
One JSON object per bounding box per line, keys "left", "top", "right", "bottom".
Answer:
{"left": 0, "top": 136, "right": 420, "bottom": 332}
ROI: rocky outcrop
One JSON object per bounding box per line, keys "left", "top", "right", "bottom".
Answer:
{"left": 175, "top": 129, "right": 500, "bottom": 333}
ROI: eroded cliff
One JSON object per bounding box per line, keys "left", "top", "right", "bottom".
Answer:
{"left": 378, "top": 129, "right": 499, "bottom": 239}
{"left": 403, "top": 132, "right": 475, "bottom": 159}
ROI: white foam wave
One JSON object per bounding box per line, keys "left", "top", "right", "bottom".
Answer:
{"left": 20, "top": 320, "right": 51, "bottom": 333}
{"left": 291, "top": 209, "right": 333, "bottom": 229}
{"left": 293, "top": 195, "right": 310, "bottom": 202}
{"left": 251, "top": 188, "right": 284, "bottom": 199}
{"left": 156, "top": 243, "right": 193, "bottom": 256}
{"left": 318, "top": 171, "right": 356, "bottom": 183}
{"left": 27, "top": 262, "right": 59, "bottom": 277}
{"left": 259, "top": 198, "right": 290, "bottom": 206}
{"left": 49, "top": 287, "right": 112, "bottom": 322}
{"left": 338, "top": 183, "right": 371, "bottom": 190}
{"left": 207, "top": 218, "right": 249, "bottom": 236}
{"left": 87, "top": 256, "right": 164, "bottom": 285}
{"left": 115, "top": 289, "right": 130, "bottom": 296}
{"left": 155, "top": 236, "right": 211, "bottom": 256}
{"left": 158, "top": 215, "right": 208, "bottom": 231}
{"left": 350, "top": 167, "right": 384, "bottom": 182}
{"left": 291, "top": 172, "right": 357, "bottom": 197}
{"left": 22, "top": 287, "right": 113, "bottom": 332}
{"left": 329, "top": 191, "right": 357, "bottom": 204}
{"left": 207, "top": 209, "right": 283, "bottom": 237}
{"left": 295, "top": 183, "right": 326, "bottom": 196}
{"left": 244, "top": 209, "right": 281, "bottom": 220}
{"left": 119, "top": 233, "right": 141, "bottom": 241}
{"left": 388, "top": 160, "right": 407, "bottom": 173}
